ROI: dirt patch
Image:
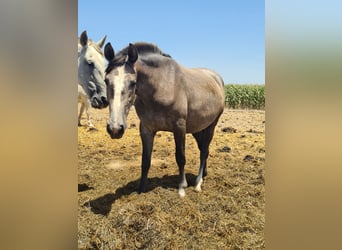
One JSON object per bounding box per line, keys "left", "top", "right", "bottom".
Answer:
{"left": 221, "top": 126, "right": 237, "bottom": 133}
{"left": 78, "top": 107, "right": 265, "bottom": 249}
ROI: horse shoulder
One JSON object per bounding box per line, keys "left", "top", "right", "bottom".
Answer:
{"left": 138, "top": 59, "right": 180, "bottom": 107}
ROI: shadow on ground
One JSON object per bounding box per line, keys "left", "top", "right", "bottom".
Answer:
{"left": 84, "top": 173, "right": 197, "bottom": 216}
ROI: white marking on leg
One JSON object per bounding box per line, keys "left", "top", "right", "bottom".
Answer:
{"left": 195, "top": 178, "right": 203, "bottom": 192}
{"left": 178, "top": 173, "right": 187, "bottom": 197}
{"left": 178, "top": 187, "right": 186, "bottom": 198}
{"left": 181, "top": 175, "right": 188, "bottom": 188}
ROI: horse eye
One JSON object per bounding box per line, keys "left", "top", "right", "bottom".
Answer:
{"left": 129, "top": 81, "right": 136, "bottom": 88}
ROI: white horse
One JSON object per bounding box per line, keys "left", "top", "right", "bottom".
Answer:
{"left": 78, "top": 31, "right": 107, "bottom": 129}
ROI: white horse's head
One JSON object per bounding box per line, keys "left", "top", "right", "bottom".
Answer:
{"left": 78, "top": 30, "right": 108, "bottom": 109}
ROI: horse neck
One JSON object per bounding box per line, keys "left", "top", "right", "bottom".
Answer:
{"left": 135, "top": 60, "right": 149, "bottom": 81}
{"left": 135, "top": 56, "right": 167, "bottom": 85}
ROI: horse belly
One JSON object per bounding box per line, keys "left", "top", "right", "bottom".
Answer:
{"left": 184, "top": 80, "right": 224, "bottom": 133}
{"left": 186, "top": 101, "right": 224, "bottom": 133}
{"left": 135, "top": 105, "right": 174, "bottom": 132}
{"left": 186, "top": 112, "right": 219, "bottom": 133}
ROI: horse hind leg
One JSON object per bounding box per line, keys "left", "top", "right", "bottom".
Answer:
{"left": 192, "top": 118, "right": 219, "bottom": 192}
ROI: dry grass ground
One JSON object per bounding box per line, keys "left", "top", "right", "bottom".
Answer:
{"left": 78, "top": 106, "right": 265, "bottom": 249}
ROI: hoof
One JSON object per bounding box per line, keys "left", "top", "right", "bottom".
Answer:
{"left": 195, "top": 178, "right": 203, "bottom": 192}
{"left": 178, "top": 188, "right": 186, "bottom": 198}
{"left": 88, "top": 127, "right": 98, "bottom": 131}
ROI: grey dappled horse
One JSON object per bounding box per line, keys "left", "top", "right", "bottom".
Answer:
{"left": 104, "top": 42, "right": 225, "bottom": 197}
{"left": 78, "top": 31, "right": 108, "bottom": 112}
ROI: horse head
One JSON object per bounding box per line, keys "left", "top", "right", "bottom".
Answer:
{"left": 104, "top": 42, "right": 138, "bottom": 139}
{"left": 78, "top": 30, "right": 108, "bottom": 109}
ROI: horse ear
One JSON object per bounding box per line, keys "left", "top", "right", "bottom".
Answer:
{"left": 104, "top": 42, "right": 115, "bottom": 61}
{"left": 80, "top": 30, "right": 88, "bottom": 47}
{"left": 128, "top": 43, "right": 138, "bottom": 64}
{"left": 97, "top": 35, "right": 107, "bottom": 49}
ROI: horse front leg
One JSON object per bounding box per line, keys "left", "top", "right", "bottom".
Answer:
{"left": 138, "top": 123, "right": 155, "bottom": 193}
{"left": 174, "top": 119, "right": 187, "bottom": 197}
{"left": 85, "top": 99, "right": 95, "bottom": 129}
{"left": 78, "top": 102, "right": 85, "bottom": 126}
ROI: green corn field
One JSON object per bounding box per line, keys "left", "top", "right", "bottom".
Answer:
{"left": 224, "top": 84, "right": 265, "bottom": 109}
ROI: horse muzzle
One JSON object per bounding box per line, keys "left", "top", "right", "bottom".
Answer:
{"left": 91, "top": 95, "right": 108, "bottom": 109}
{"left": 106, "top": 124, "right": 125, "bottom": 139}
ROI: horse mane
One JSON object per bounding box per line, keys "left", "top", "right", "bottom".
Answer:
{"left": 132, "top": 42, "right": 171, "bottom": 58}
{"left": 106, "top": 42, "right": 171, "bottom": 73}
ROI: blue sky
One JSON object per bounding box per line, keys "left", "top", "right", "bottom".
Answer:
{"left": 78, "top": 1, "right": 264, "bottom": 84}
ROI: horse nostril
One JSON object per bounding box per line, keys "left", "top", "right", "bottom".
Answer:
{"left": 119, "top": 125, "right": 124, "bottom": 132}
{"left": 101, "top": 96, "right": 108, "bottom": 106}
{"left": 118, "top": 125, "right": 125, "bottom": 136}
{"left": 91, "top": 97, "right": 99, "bottom": 108}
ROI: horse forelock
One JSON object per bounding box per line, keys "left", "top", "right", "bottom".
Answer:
{"left": 89, "top": 41, "right": 104, "bottom": 56}
{"left": 105, "top": 56, "right": 126, "bottom": 74}
{"left": 78, "top": 38, "right": 104, "bottom": 56}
